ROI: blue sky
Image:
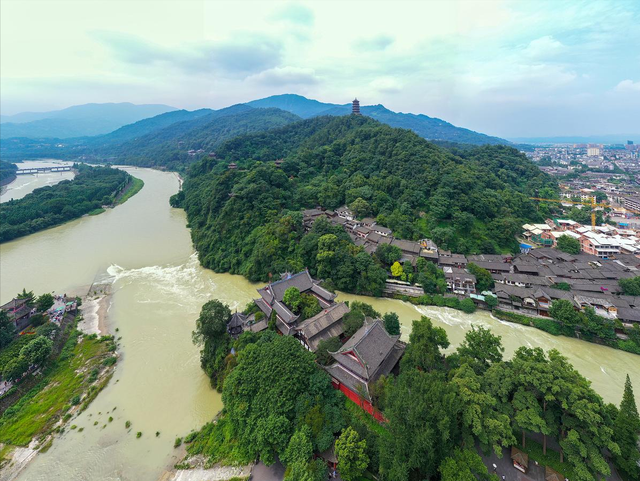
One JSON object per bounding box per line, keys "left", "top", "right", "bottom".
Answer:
{"left": 1, "top": 0, "right": 639, "bottom": 138}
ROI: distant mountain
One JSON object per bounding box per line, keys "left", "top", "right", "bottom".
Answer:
{"left": 247, "top": 94, "right": 347, "bottom": 119}
{"left": 246, "top": 94, "right": 508, "bottom": 145}
{"left": 89, "top": 108, "right": 215, "bottom": 146}
{"left": 0, "top": 102, "right": 177, "bottom": 139}
{"left": 508, "top": 134, "right": 640, "bottom": 145}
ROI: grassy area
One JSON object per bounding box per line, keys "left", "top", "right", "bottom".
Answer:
{"left": 87, "top": 208, "right": 106, "bottom": 216}
{"left": 517, "top": 435, "right": 576, "bottom": 480}
{"left": 116, "top": 176, "right": 144, "bottom": 205}
{"left": 0, "top": 331, "right": 117, "bottom": 446}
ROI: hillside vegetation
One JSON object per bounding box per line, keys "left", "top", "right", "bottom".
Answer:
{"left": 176, "top": 115, "right": 555, "bottom": 292}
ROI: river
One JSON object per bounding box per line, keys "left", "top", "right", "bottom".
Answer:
{"left": 0, "top": 167, "right": 638, "bottom": 480}
{"left": 0, "top": 160, "right": 75, "bottom": 203}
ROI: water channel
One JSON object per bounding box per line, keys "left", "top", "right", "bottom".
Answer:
{"left": 0, "top": 167, "right": 638, "bottom": 480}
{"left": 1, "top": 160, "right": 75, "bottom": 203}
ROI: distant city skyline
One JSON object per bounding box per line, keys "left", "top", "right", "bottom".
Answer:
{"left": 1, "top": 0, "right": 639, "bottom": 138}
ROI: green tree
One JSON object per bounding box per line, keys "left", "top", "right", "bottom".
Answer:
{"left": 343, "top": 309, "right": 365, "bottom": 338}
{"left": 2, "top": 356, "right": 29, "bottom": 381}
{"left": 298, "top": 293, "right": 321, "bottom": 320}
{"left": 552, "top": 282, "right": 571, "bottom": 291}
{"left": 383, "top": 312, "right": 400, "bottom": 336}
{"left": 283, "top": 287, "right": 302, "bottom": 313}
{"left": 455, "top": 326, "right": 504, "bottom": 373}
{"left": 376, "top": 244, "right": 402, "bottom": 266}
{"left": 467, "top": 263, "right": 494, "bottom": 292}
{"left": 619, "top": 276, "right": 640, "bottom": 296}
{"left": 315, "top": 336, "right": 341, "bottom": 366}
{"left": 439, "top": 448, "right": 498, "bottom": 481}
{"left": 381, "top": 370, "right": 460, "bottom": 481}
{"left": 556, "top": 235, "right": 580, "bottom": 254}
{"left": 36, "top": 293, "right": 55, "bottom": 312}
{"left": 401, "top": 316, "right": 449, "bottom": 372}
{"left": 349, "top": 198, "right": 371, "bottom": 218}
{"left": 16, "top": 289, "right": 34, "bottom": 302}
{"left": 192, "top": 299, "right": 232, "bottom": 389}
{"left": 459, "top": 298, "right": 476, "bottom": 314}
{"left": 222, "top": 335, "right": 344, "bottom": 464}
{"left": 20, "top": 335, "right": 53, "bottom": 366}
{"left": 0, "top": 310, "right": 16, "bottom": 348}
{"left": 549, "top": 299, "right": 581, "bottom": 326}
{"left": 613, "top": 375, "right": 640, "bottom": 479}
{"left": 484, "top": 295, "right": 498, "bottom": 309}
{"left": 282, "top": 426, "right": 313, "bottom": 467}
{"left": 335, "top": 427, "right": 369, "bottom": 481}
{"left": 390, "top": 261, "right": 403, "bottom": 278}
{"left": 451, "top": 365, "right": 515, "bottom": 454}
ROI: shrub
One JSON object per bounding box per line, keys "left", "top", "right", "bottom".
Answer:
{"left": 71, "top": 395, "right": 81, "bottom": 405}
{"left": 459, "top": 298, "right": 476, "bottom": 314}
{"left": 532, "top": 318, "right": 562, "bottom": 336}
{"left": 184, "top": 431, "right": 198, "bottom": 443}
{"left": 136, "top": 431, "right": 142, "bottom": 438}
{"left": 174, "top": 437, "right": 183, "bottom": 448}
{"left": 125, "top": 420, "right": 131, "bottom": 429}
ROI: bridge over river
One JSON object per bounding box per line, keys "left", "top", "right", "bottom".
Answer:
{"left": 15, "top": 166, "right": 72, "bottom": 175}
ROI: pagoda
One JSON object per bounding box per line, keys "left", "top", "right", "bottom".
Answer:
{"left": 352, "top": 98, "right": 361, "bottom": 115}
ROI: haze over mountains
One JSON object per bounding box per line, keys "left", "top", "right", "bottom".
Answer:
{"left": 0, "top": 103, "right": 177, "bottom": 139}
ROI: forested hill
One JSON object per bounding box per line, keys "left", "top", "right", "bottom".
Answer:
{"left": 247, "top": 94, "right": 507, "bottom": 145}
{"left": 176, "top": 115, "right": 556, "bottom": 291}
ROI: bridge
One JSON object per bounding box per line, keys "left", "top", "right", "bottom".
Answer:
{"left": 15, "top": 166, "right": 72, "bottom": 175}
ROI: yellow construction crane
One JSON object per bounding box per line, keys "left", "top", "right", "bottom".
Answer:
{"left": 529, "top": 197, "right": 609, "bottom": 227}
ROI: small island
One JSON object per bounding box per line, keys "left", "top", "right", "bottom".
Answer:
{"left": 0, "top": 164, "right": 143, "bottom": 243}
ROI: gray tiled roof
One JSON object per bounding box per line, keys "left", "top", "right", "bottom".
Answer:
{"left": 330, "top": 320, "right": 403, "bottom": 382}
{"left": 295, "top": 302, "right": 349, "bottom": 351}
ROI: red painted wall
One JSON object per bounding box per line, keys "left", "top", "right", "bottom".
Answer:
{"left": 334, "top": 381, "right": 386, "bottom": 423}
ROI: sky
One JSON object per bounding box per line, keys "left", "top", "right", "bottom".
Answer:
{"left": 1, "top": 0, "right": 639, "bottom": 138}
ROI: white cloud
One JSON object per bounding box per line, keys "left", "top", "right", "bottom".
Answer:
{"left": 614, "top": 79, "right": 640, "bottom": 93}
{"left": 247, "top": 66, "right": 319, "bottom": 86}
{"left": 369, "top": 77, "right": 402, "bottom": 94}
{"left": 522, "top": 35, "right": 566, "bottom": 59}
{"left": 353, "top": 35, "right": 394, "bottom": 52}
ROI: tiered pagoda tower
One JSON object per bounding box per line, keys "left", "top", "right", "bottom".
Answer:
{"left": 352, "top": 98, "right": 361, "bottom": 115}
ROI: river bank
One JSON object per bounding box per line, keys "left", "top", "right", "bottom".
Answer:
{"left": 0, "top": 322, "right": 119, "bottom": 480}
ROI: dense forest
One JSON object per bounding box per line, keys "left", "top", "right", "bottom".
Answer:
{"left": 185, "top": 299, "right": 640, "bottom": 481}
{"left": 0, "top": 164, "right": 131, "bottom": 242}
{"left": 175, "top": 115, "right": 557, "bottom": 293}
{"left": 0, "top": 161, "right": 17, "bottom": 183}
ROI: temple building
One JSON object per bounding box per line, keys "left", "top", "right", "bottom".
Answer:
{"left": 227, "top": 312, "right": 248, "bottom": 339}
{"left": 254, "top": 270, "right": 337, "bottom": 335}
{"left": 324, "top": 319, "right": 405, "bottom": 421}
{"left": 295, "top": 302, "right": 350, "bottom": 351}
{"left": 0, "top": 298, "right": 34, "bottom": 331}
{"left": 352, "top": 98, "right": 361, "bottom": 115}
